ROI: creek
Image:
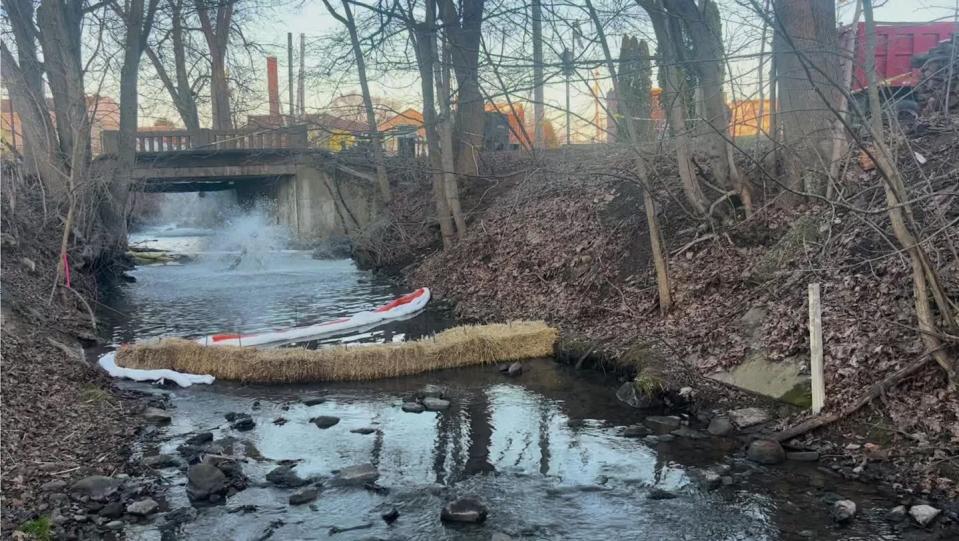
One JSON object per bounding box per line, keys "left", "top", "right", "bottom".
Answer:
{"left": 94, "top": 217, "right": 912, "bottom": 540}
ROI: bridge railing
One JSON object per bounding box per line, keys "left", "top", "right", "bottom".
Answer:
{"left": 101, "top": 125, "right": 309, "bottom": 153}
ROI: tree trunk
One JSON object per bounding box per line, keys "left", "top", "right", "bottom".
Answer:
{"left": 437, "top": 34, "right": 466, "bottom": 237}
{"left": 861, "top": 2, "right": 958, "bottom": 386}
{"left": 664, "top": 0, "right": 752, "bottom": 214}
{"left": 411, "top": 5, "right": 455, "bottom": 248}
{"left": 0, "top": 0, "right": 62, "bottom": 188}
{"left": 37, "top": 0, "right": 90, "bottom": 166}
{"left": 587, "top": 0, "right": 672, "bottom": 314}
{"left": 645, "top": 4, "right": 709, "bottom": 215}
{"left": 438, "top": 0, "right": 486, "bottom": 180}
{"left": 196, "top": 0, "right": 234, "bottom": 130}
{"left": 322, "top": 0, "right": 391, "bottom": 202}
{"left": 773, "top": 0, "right": 841, "bottom": 201}
{"left": 0, "top": 43, "right": 61, "bottom": 192}
{"left": 113, "top": 0, "right": 160, "bottom": 251}
{"left": 532, "top": 0, "right": 544, "bottom": 149}
{"left": 146, "top": 0, "right": 201, "bottom": 131}
{"left": 827, "top": 0, "right": 861, "bottom": 194}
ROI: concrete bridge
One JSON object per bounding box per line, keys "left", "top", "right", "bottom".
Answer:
{"left": 101, "top": 125, "right": 382, "bottom": 243}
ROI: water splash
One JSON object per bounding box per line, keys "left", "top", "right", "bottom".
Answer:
{"left": 200, "top": 202, "right": 291, "bottom": 271}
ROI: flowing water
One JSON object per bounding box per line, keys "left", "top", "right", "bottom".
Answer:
{"left": 97, "top": 210, "right": 915, "bottom": 541}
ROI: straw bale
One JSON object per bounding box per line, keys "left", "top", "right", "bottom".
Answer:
{"left": 116, "top": 321, "right": 558, "bottom": 383}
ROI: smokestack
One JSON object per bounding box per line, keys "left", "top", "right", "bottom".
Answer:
{"left": 267, "top": 56, "right": 280, "bottom": 119}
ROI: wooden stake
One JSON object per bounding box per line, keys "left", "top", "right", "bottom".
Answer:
{"left": 808, "top": 283, "right": 825, "bottom": 414}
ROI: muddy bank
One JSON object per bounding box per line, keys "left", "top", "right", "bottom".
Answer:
{"left": 0, "top": 180, "right": 162, "bottom": 538}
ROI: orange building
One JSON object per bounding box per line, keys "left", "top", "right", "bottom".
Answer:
{"left": 728, "top": 99, "right": 772, "bottom": 138}
{"left": 377, "top": 108, "right": 425, "bottom": 155}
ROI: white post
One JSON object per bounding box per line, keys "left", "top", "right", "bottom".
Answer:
{"left": 808, "top": 283, "right": 825, "bottom": 414}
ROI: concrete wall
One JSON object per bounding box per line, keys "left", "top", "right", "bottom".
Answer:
{"left": 274, "top": 162, "right": 378, "bottom": 244}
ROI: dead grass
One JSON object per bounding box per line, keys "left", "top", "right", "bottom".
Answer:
{"left": 115, "top": 321, "right": 558, "bottom": 383}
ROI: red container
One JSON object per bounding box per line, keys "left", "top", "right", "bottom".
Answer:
{"left": 850, "top": 21, "right": 958, "bottom": 93}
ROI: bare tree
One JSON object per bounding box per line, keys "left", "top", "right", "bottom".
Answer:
{"left": 321, "top": 0, "right": 390, "bottom": 202}
{"left": 437, "top": 0, "right": 486, "bottom": 181}
{"left": 408, "top": 0, "right": 456, "bottom": 247}
{"left": 36, "top": 0, "right": 91, "bottom": 166}
{"left": 0, "top": 0, "right": 61, "bottom": 191}
{"left": 585, "top": 0, "right": 673, "bottom": 314}
{"left": 662, "top": 0, "right": 752, "bottom": 214}
{"left": 642, "top": 0, "right": 708, "bottom": 215}
{"left": 772, "top": 0, "right": 841, "bottom": 202}
{"left": 195, "top": 0, "right": 234, "bottom": 130}
{"left": 531, "top": 0, "right": 544, "bottom": 148}
{"left": 436, "top": 25, "right": 467, "bottom": 236}
{"left": 115, "top": 0, "right": 161, "bottom": 168}
{"left": 145, "top": 0, "right": 202, "bottom": 131}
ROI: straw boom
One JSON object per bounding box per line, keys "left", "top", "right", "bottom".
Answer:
{"left": 115, "top": 321, "right": 559, "bottom": 383}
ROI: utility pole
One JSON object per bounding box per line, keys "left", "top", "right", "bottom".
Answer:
{"left": 298, "top": 33, "right": 305, "bottom": 118}
{"left": 593, "top": 69, "right": 601, "bottom": 142}
{"left": 561, "top": 48, "right": 573, "bottom": 145}
{"left": 532, "top": 0, "right": 544, "bottom": 149}
{"left": 287, "top": 32, "right": 295, "bottom": 119}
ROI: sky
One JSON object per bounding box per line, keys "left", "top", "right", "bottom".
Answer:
{"left": 141, "top": 0, "right": 958, "bottom": 141}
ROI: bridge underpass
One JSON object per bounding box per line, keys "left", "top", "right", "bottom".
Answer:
{"left": 101, "top": 126, "right": 382, "bottom": 242}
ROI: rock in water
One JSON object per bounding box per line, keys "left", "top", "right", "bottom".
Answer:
{"left": 265, "top": 465, "right": 308, "bottom": 488}
{"left": 643, "top": 416, "right": 681, "bottom": 434}
{"left": 231, "top": 417, "right": 256, "bottom": 431}
{"left": 185, "top": 432, "right": 213, "bottom": 446}
{"left": 331, "top": 463, "right": 379, "bottom": 486}
{"left": 401, "top": 402, "right": 425, "bottom": 414}
{"left": 646, "top": 488, "right": 678, "bottom": 500}
{"left": 99, "top": 502, "right": 124, "bottom": 519}
{"left": 832, "top": 500, "right": 857, "bottom": 523}
{"left": 621, "top": 425, "right": 650, "bottom": 438}
{"left": 143, "top": 454, "right": 179, "bottom": 469}
{"left": 746, "top": 439, "right": 786, "bottom": 465}
{"left": 440, "top": 497, "right": 488, "bottom": 523}
{"left": 186, "top": 463, "right": 228, "bottom": 502}
{"left": 311, "top": 416, "right": 340, "bottom": 429}
{"left": 381, "top": 508, "right": 400, "bottom": 524}
{"left": 303, "top": 397, "right": 325, "bottom": 406}
{"left": 909, "top": 505, "right": 940, "bottom": 526}
{"left": 728, "top": 408, "right": 770, "bottom": 428}
{"left": 887, "top": 505, "right": 908, "bottom": 522}
{"left": 143, "top": 407, "right": 172, "bottom": 425}
{"left": 671, "top": 427, "right": 707, "bottom": 439}
{"left": 418, "top": 385, "right": 446, "bottom": 399}
{"left": 127, "top": 498, "right": 160, "bottom": 517}
{"left": 289, "top": 488, "right": 318, "bottom": 505}
{"left": 707, "top": 416, "right": 733, "bottom": 436}
{"left": 422, "top": 397, "right": 451, "bottom": 411}
{"left": 506, "top": 362, "right": 523, "bottom": 376}
{"left": 71, "top": 476, "right": 122, "bottom": 501}
{"left": 350, "top": 427, "right": 376, "bottom": 435}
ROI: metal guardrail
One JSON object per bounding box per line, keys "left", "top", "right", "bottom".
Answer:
{"left": 101, "top": 125, "right": 309, "bottom": 153}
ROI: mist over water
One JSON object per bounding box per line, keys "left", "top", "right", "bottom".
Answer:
{"left": 131, "top": 193, "right": 294, "bottom": 261}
